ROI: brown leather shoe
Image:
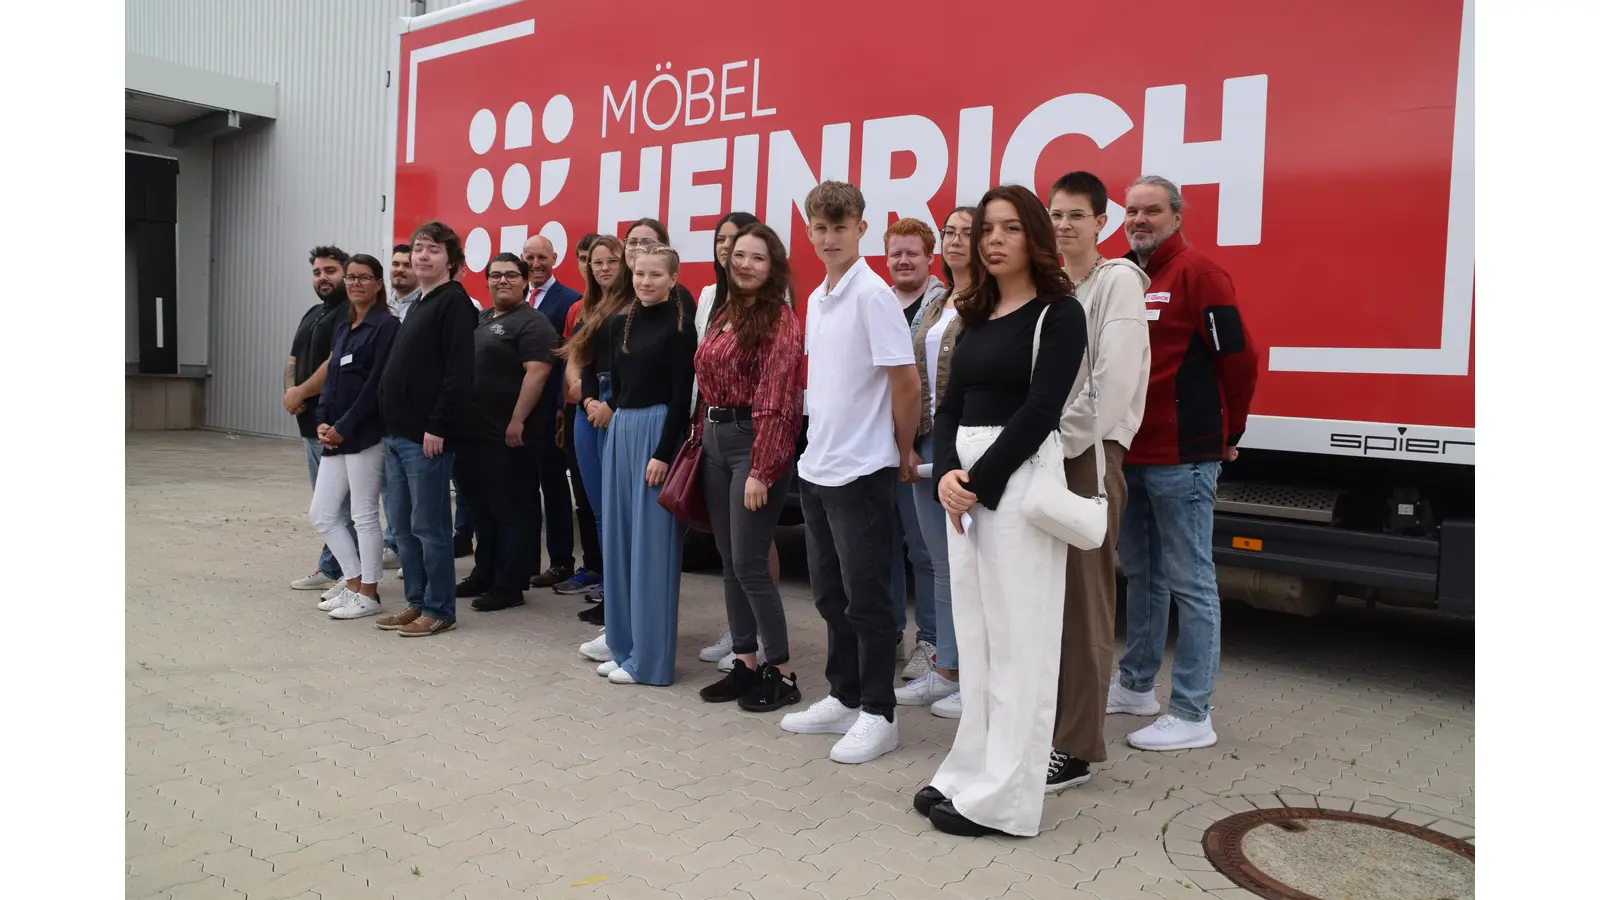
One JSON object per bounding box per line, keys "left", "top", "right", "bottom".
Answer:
{"left": 375, "top": 608, "right": 421, "bottom": 631}
{"left": 530, "top": 564, "right": 575, "bottom": 589}
{"left": 398, "top": 616, "right": 456, "bottom": 637}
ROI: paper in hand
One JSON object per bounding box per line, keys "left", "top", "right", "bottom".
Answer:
{"left": 916, "top": 463, "right": 933, "bottom": 479}
{"left": 960, "top": 512, "right": 974, "bottom": 536}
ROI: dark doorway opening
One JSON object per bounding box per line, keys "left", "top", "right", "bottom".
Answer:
{"left": 127, "top": 152, "right": 179, "bottom": 375}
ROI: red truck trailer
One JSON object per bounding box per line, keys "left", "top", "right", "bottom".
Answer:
{"left": 383, "top": 0, "right": 1475, "bottom": 617}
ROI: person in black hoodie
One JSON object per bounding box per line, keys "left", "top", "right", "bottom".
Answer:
{"left": 309, "top": 254, "right": 400, "bottom": 621}
{"left": 374, "top": 221, "right": 478, "bottom": 637}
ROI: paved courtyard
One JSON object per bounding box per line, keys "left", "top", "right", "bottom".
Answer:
{"left": 126, "top": 431, "right": 1474, "bottom": 899}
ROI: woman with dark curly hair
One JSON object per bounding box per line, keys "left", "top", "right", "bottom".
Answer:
{"left": 689, "top": 222, "right": 806, "bottom": 712}
{"left": 915, "top": 185, "right": 1088, "bottom": 838}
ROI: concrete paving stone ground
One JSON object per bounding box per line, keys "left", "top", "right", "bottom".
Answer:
{"left": 126, "top": 432, "right": 1475, "bottom": 898}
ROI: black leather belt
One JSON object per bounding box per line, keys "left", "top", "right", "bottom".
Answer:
{"left": 706, "top": 406, "right": 753, "bottom": 424}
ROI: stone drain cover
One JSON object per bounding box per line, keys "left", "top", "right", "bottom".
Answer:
{"left": 1203, "top": 808, "right": 1473, "bottom": 900}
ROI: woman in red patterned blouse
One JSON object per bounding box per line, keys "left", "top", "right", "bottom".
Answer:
{"left": 691, "top": 222, "right": 806, "bottom": 713}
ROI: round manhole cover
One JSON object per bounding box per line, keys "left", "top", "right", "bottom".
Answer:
{"left": 1202, "top": 808, "right": 1473, "bottom": 900}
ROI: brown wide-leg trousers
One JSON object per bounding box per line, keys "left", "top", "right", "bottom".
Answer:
{"left": 1052, "top": 440, "right": 1127, "bottom": 763}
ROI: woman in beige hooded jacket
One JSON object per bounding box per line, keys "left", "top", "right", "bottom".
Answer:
{"left": 1045, "top": 173, "right": 1152, "bottom": 792}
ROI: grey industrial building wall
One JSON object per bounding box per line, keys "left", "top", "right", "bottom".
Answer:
{"left": 128, "top": 0, "right": 425, "bottom": 437}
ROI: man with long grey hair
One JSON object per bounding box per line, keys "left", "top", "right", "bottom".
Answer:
{"left": 1108, "top": 175, "right": 1259, "bottom": 753}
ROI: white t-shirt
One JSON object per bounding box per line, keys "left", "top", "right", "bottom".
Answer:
{"left": 923, "top": 305, "right": 958, "bottom": 422}
{"left": 798, "top": 257, "right": 914, "bottom": 487}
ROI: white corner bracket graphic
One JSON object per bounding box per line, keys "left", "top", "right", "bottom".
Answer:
{"left": 405, "top": 18, "right": 538, "bottom": 164}
{"left": 1269, "top": 0, "right": 1474, "bottom": 377}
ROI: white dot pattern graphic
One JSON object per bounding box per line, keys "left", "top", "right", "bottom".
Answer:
{"left": 542, "top": 95, "right": 573, "bottom": 144}
{"left": 500, "top": 163, "right": 531, "bottom": 211}
{"left": 465, "top": 227, "right": 492, "bottom": 273}
{"left": 466, "top": 168, "right": 495, "bottom": 214}
{"left": 469, "top": 109, "right": 496, "bottom": 155}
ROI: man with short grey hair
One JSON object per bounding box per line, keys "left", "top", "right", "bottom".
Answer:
{"left": 1109, "top": 175, "right": 1259, "bottom": 753}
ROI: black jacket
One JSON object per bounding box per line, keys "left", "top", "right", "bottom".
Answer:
{"left": 378, "top": 280, "right": 477, "bottom": 446}
{"left": 318, "top": 306, "right": 400, "bottom": 456}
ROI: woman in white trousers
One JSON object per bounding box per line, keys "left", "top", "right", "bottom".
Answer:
{"left": 919, "top": 186, "right": 1088, "bottom": 838}
{"left": 309, "top": 254, "right": 401, "bottom": 620}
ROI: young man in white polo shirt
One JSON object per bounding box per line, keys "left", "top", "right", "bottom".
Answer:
{"left": 780, "top": 181, "right": 921, "bottom": 764}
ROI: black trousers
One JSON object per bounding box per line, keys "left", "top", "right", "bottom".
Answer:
{"left": 453, "top": 440, "right": 537, "bottom": 594}
{"left": 801, "top": 467, "right": 899, "bottom": 719}
{"left": 702, "top": 419, "right": 793, "bottom": 665}
{"left": 563, "top": 404, "right": 602, "bottom": 574}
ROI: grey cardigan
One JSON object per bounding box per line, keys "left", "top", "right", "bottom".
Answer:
{"left": 908, "top": 277, "right": 955, "bottom": 439}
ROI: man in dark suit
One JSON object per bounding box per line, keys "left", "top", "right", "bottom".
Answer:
{"left": 521, "top": 234, "right": 583, "bottom": 587}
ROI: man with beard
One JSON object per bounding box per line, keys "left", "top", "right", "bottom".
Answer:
{"left": 1109, "top": 175, "right": 1258, "bottom": 752}
{"left": 284, "top": 245, "right": 356, "bottom": 592}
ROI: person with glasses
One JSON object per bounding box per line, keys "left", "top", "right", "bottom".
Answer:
{"left": 622, "top": 217, "right": 698, "bottom": 309}
{"left": 895, "top": 207, "right": 977, "bottom": 718}
{"left": 547, "top": 234, "right": 608, "bottom": 601}
{"left": 560, "top": 237, "right": 625, "bottom": 623}
{"left": 309, "top": 255, "right": 401, "bottom": 620}
{"left": 452, "top": 253, "right": 559, "bottom": 612}
{"left": 565, "top": 236, "right": 628, "bottom": 637}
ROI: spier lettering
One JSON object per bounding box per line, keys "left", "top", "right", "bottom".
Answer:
{"left": 1328, "top": 432, "right": 1476, "bottom": 457}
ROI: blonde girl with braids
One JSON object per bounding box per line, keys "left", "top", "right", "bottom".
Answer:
{"left": 580, "top": 244, "right": 699, "bottom": 685}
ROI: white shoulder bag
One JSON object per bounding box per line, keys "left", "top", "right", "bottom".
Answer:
{"left": 1019, "top": 302, "right": 1108, "bottom": 550}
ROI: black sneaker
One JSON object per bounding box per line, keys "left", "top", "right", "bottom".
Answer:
{"left": 737, "top": 664, "right": 802, "bottom": 712}
{"left": 1045, "top": 750, "right": 1091, "bottom": 794}
{"left": 471, "top": 590, "right": 526, "bottom": 612}
{"left": 455, "top": 577, "right": 489, "bottom": 598}
{"left": 700, "top": 658, "right": 760, "bottom": 703}
{"left": 577, "top": 599, "right": 605, "bottom": 624}
{"left": 453, "top": 534, "right": 473, "bottom": 558}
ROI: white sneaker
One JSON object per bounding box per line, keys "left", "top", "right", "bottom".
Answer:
{"left": 1127, "top": 714, "right": 1218, "bottom": 751}
{"left": 931, "top": 691, "right": 963, "bottom": 719}
{"left": 829, "top": 712, "right": 899, "bottom": 764}
{"left": 329, "top": 593, "right": 382, "bottom": 620}
{"left": 319, "top": 579, "right": 349, "bottom": 603}
{"left": 1107, "top": 679, "right": 1161, "bottom": 716}
{"left": 700, "top": 630, "right": 733, "bottom": 662}
{"left": 291, "top": 571, "right": 336, "bottom": 591}
{"left": 780, "top": 696, "right": 861, "bottom": 735}
{"left": 899, "top": 640, "right": 935, "bottom": 681}
{"left": 382, "top": 548, "right": 400, "bottom": 569}
{"left": 717, "top": 641, "right": 766, "bottom": 673}
{"left": 596, "top": 660, "right": 620, "bottom": 677}
{"left": 580, "top": 631, "right": 612, "bottom": 662}
{"left": 607, "top": 666, "right": 637, "bottom": 684}
{"left": 316, "top": 582, "right": 352, "bottom": 611}
{"left": 895, "top": 671, "right": 958, "bottom": 706}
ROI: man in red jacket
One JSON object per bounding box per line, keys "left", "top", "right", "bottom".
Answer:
{"left": 1108, "top": 176, "right": 1259, "bottom": 752}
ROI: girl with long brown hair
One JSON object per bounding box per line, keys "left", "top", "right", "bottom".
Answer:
{"left": 917, "top": 185, "right": 1088, "bottom": 837}
{"left": 688, "top": 223, "right": 805, "bottom": 712}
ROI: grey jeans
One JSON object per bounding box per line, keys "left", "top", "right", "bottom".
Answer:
{"left": 701, "top": 419, "right": 794, "bottom": 666}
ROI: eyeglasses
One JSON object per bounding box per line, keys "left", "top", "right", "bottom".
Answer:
{"left": 1050, "top": 210, "right": 1097, "bottom": 222}
{"left": 343, "top": 274, "right": 377, "bottom": 284}
{"left": 624, "top": 238, "right": 657, "bottom": 249}
{"left": 590, "top": 258, "right": 619, "bottom": 269}
{"left": 940, "top": 228, "right": 973, "bottom": 241}
{"left": 486, "top": 272, "right": 524, "bottom": 282}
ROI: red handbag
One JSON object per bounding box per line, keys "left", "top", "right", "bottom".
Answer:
{"left": 657, "top": 439, "right": 711, "bottom": 533}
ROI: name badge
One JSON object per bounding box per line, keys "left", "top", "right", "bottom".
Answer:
{"left": 1146, "top": 292, "right": 1171, "bottom": 304}
{"left": 1146, "top": 309, "right": 1161, "bottom": 321}
{"left": 340, "top": 354, "right": 355, "bottom": 366}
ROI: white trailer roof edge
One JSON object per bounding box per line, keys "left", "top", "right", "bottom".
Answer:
{"left": 403, "top": 0, "right": 524, "bottom": 33}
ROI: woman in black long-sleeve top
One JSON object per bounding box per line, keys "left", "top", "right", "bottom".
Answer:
{"left": 310, "top": 254, "right": 401, "bottom": 621}
{"left": 915, "top": 186, "right": 1088, "bottom": 838}
{"left": 580, "top": 244, "right": 698, "bottom": 686}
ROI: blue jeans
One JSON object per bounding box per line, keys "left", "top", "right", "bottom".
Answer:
{"left": 573, "top": 372, "right": 611, "bottom": 536}
{"left": 910, "top": 434, "right": 956, "bottom": 670}
{"left": 382, "top": 437, "right": 457, "bottom": 622}
{"left": 1117, "top": 461, "right": 1223, "bottom": 722}
{"left": 303, "top": 438, "right": 354, "bottom": 578}
{"left": 891, "top": 466, "right": 936, "bottom": 648}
